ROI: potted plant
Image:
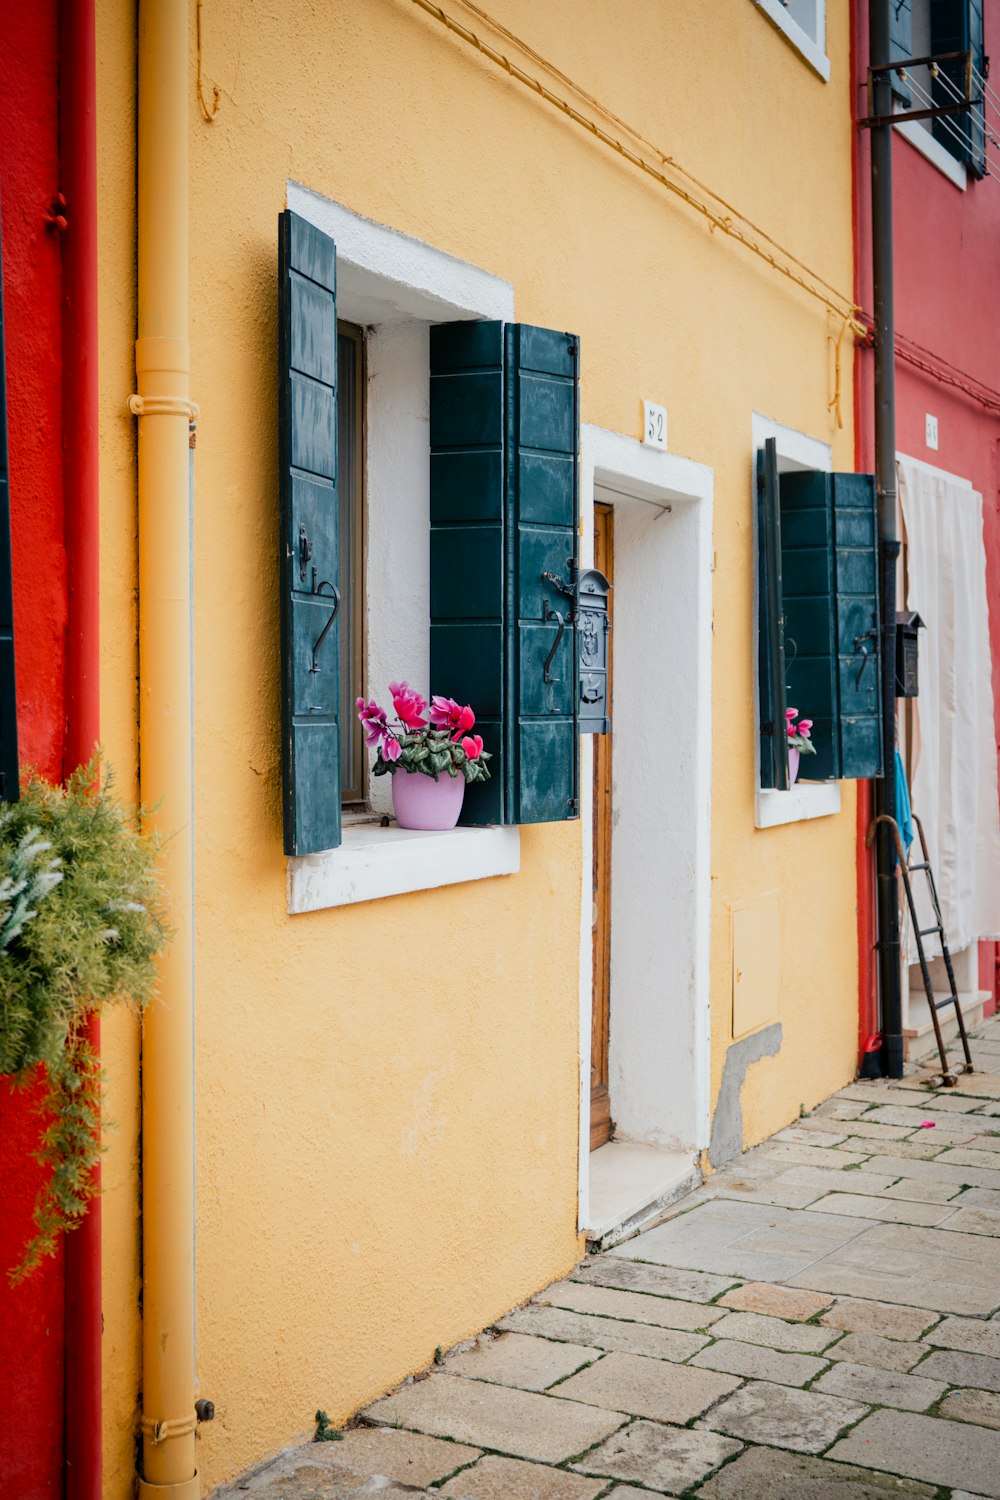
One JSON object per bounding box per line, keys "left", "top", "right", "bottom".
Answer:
{"left": 356, "top": 682, "right": 491, "bottom": 830}
{"left": 785, "top": 707, "right": 816, "bottom": 786}
{"left": 0, "top": 756, "right": 168, "bottom": 1281}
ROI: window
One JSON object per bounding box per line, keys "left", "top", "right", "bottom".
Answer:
{"left": 278, "top": 204, "right": 583, "bottom": 861}
{"left": 337, "top": 321, "right": 365, "bottom": 805}
{"left": 892, "top": 0, "right": 987, "bottom": 179}
{"left": 751, "top": 0, "right": 830, "bottom": 81}
{"left": 756, "top": 435, "right": 883, "bottom": 793}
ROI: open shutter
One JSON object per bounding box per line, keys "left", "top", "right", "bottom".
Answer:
{"left": 506, "top": 324, "right": 580, "bottom": 823}
{"left": 967, "top": 0, "right": 987, "bottom": 177}
{"left": 0, "top": 218, "right": 17, "bottom": 804}
{"left": 933, "top": 0, "right": 987, "bottom": 175}
{"left": 778, "top": 468, "right": 882, "bottom": 781}
{"left": 756, "top": 438, "right": 788, "bottom": 790}
{"left": 832, "top": 473, "right": 882, "bottom": 778}
{"left": 889, "top": 0, "right": 913, "bottom": 105}
{"left": 278, "top": 210, "right": 341, "bottom": 855}
{"left": 429, "top": 320, "right": 580, "bottom": 825}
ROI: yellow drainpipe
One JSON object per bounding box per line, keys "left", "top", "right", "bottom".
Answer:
{"left": 131, "top": 2, "right": 199, "bottom": 1496}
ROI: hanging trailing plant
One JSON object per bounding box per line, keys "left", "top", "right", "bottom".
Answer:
{"left": 0, "top": 756, "right": 169, "bottom": 1282}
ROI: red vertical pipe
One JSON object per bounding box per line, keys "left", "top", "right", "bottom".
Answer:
{"left": 59, "top": 1, "right": 102, "bottom": 1496}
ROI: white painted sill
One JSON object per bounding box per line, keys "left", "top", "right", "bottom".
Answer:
{"left": 287, "top": 821, "right": 520, "bottom": 912}
{"left": 751, "top": 0, "right": 830, "bottom": 82}
{"left": 756, "top": 781, "right": 842, "bottom": 828}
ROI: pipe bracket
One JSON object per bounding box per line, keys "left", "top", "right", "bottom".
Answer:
{"left": 139, "top": 1410, "right": 198, "bottom": 1445}
{"left": 128, "top": 394, "right": 201, "bottom": 419}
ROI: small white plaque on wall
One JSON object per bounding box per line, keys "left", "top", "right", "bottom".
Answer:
{"left": 926, "top": 414, "right": 939, "bottom": 451}
{"left": 642, "top": 400, "right": 668, "bottom": 451}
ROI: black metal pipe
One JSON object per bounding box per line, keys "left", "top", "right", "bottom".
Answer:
{"left": 870, "top": 0, "right": 903, "bottom": 1078}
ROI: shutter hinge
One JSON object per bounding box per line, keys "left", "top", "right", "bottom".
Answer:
{"left": 568, "top": 796, "right": 579, "bottom": 813}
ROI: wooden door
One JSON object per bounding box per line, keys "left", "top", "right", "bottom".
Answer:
{"left": 590, "top": 502, "right": 614, "bottom": 1150}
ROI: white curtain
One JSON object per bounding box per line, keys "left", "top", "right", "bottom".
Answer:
{"left": 898, "top": 456, "right": 1000, "bottom": 961}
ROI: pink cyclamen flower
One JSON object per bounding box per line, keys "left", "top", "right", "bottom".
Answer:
{"left": 797, "top": 720, "right": 813, "bottom": 738}
{"left": 461, "top": 734, "right": 484, "bottom": 761}
{"left": 786, "top": 707, "right": 799, "bottom": 721}
{"left": 430, "top": 695, "right": 476, "bottom": 739}
{"left": 389, "top": 680, "right": 427, "bottom": 730}
{"left": 356, "top": 697, "right": 389, "bottom": 747}
{"left": 383, "top": 735, "right": 402, "bottom": 763}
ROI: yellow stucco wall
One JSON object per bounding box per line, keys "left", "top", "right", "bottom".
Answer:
{"left": 96, "top": 1, "right": 861, "bottom": 1492}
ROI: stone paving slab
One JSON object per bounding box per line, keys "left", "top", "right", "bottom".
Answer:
{"left": 834, "top": 1138, "right": 944, "bottom": 1160}
{"left": 213, "top": 1462, "right": 434, "bottom": 1499}
{"left": 569, "top": 1256, "right": 735, "bottom": 1303}
{"left": 956, "top": 1186, "right": 1000, "bottom": 1211}
{"left": 815, "top": 1118, "right": 915, "bottom": 1142}
{"left": 882, "top": 1177, "right": 963, "bottom": 1203}
{"left": 294, "top": 1427, "right": 483, "bottom": 1486}
{"left": 360, "top": 1374, "right": 627, "bottom": 1463}
{"left": 774, "top": 1125, "right": 850, "bottom": 1148}
{"left": 570, "top": 1419, "right": 742, "bottom": 1492}
{"left": 755, "top": 1143, "right": 874, "bottom": 1168}
{"left": 861, "top": 1107, "right": 987, "bottom": 1133}
{"left": 813, "top": 1359, "right": 946, "bottom": 1412}
{"left": 444, "top": 1333, "right": 597, "bottom": 1391}
{"left": 691, "top": 1444, "right": 938, "bottom": 1498}
{"left": 497, "top": 1302, "right": 710, "bottom": 1362}
{"left": 537, "top": 1280, "right": 725, "bottom": 1331}
{"left": 917, "top": 1347, "right": 1000, "bottom": 1391}
{"left": 698, "top": 1379, "right": 867, "bottom": 1454}
{"left": 939, "top": 1146, "right": 1000, "bottom": 1168}
{"left": 926, "top": 1314, "right": 1000, "bottom": 1357}
{"left": 552, "top": 1350, "right": 741, "bottom": 1423}
{"left": 944, "top": 1206, "right": 1000, "bottom": 1235}
{"left": 613, "top": 1199, "right": 874, "bottom": 1283}
{"left": 828, "top": 1408, "right": 1000, "bottom": 1496}
{"left": 789, "top": 1222, "right": 1000, "bottom": 1315}
{"left": 860, "top": 1154, "right": 1000, "bottom": 1190}
{"left": 437, "top": 1454, "right": 606, "bottom": 1499}
{"left": 819, "top": 1298, "right": 938, "bottom": 1340}
{"left": 940, "top": 1387, "right": 1000, "bottom": 1429}
{"left": 707, "top": 1310, "right": 838, "bottom": 1354}
{"left": 690, "top": 1337, "right": 827, "bottom": 1387}
{"left": 805, "top": 1192, "right": 954, "bottom": 1226}
{"left": 823, "top": 1330, "right": 928, "bottom": 1372}
{"left": 717, "top": 1282, "right": 832, "bottom": 1320}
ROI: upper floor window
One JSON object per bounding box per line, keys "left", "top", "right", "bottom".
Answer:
{"left": 892, "top": 0, "right": 987, "bottom": 179}
{"left": 751, "top": 0, "right": 830, "bottom": 81}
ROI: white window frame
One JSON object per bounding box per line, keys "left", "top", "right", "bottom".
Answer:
{"left": 284, "top": 183, "right": 520, "bottom": 911}
{"left": 750, "top": 0, "right": 830, "bottom": 82}
{"left": 752, "top": 412, "right": 842, "bottom": 829}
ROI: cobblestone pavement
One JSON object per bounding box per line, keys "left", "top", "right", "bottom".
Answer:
{"left": 217, "top": 1019, "right": 1000, "bottom": 1499}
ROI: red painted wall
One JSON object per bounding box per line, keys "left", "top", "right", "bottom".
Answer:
{"left": 854, "top": 0, "right": 1000, "bottom": 1036}
{"left": 0, "top": 1, "right": 67, "bottom": 1494}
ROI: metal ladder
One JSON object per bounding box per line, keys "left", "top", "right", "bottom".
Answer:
{"left": 868, "top": 812, "right": 974, "bottom": 1086}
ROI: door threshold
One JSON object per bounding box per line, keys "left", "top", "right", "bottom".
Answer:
{"left": 585, "top": 1140, "right": 700, "bottom": 1251}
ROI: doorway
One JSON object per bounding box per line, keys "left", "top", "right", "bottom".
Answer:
{"left": 590, "top": 501, "right": 614, "bottom": 1150}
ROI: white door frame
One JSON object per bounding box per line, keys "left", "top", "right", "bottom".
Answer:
{"left": 577, "top": 424, "right": 714, "bottom": 1230}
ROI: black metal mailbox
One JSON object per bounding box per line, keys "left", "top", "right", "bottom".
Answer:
{"left": 578, "top": 567, "right": 611, "bottom": 734}
{"left": 895, "top": 610, "right": 924, "bottom": 698}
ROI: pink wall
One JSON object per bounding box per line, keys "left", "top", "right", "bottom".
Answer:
{"left": 854, "top": 0, "right": 1000, "bottom": 1019}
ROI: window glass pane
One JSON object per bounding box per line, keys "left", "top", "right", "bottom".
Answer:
{"left": 338, "top": 327, "right": 364, "bottom": 801}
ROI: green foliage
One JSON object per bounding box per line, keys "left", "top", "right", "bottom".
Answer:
{"left": 372, "top": 727, "right": 492, "bottom": 785}
{"left": 313, "top": 1410, "right": 342, "bottom": 1442}
{"left": 0, "top": 756, "right": 169, "bottom": 1281}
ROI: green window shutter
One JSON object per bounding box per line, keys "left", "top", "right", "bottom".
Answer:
{"left": 278, "top": 210, "right": 341, "bottom": 855}
{"left": 0, "top": 220, "right": 17, "bottom": 804}
{"left": 966, "top": 0, "right": 987, "bottom": 176}
{"left": 756, "top": 438, "right": 788, "bottom": 790}
{"left": 890, "top": 0, "right": 913, "bottom": 105}
{"left": 430, "top": 320, "right": 580, "bottom": 825}
{"left": 832, "top": 472, "right": 882, "bottom": 778}
{"left": 778, "top": 467, "right": 882, "bottom": 782}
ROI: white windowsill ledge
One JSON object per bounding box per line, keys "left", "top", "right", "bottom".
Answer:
{"left": 756, "top": 781, "right": 841, "bottom": 828}
{"left": 287, "top": 822, "right": 520, "bottom": 912}
{"left": 751, "top": 0, "right": 830, "bottom": 82}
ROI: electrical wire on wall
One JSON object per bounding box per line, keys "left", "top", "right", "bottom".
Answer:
{"left": 402, "top": 0, "right": 866, "bottom": 340}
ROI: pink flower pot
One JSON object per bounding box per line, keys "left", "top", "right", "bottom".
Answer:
{"left": 788, "top": 747, "right": 801, "bottom": 787}
{"left": 391, "top": 767, "right": 466, "bottom": 830}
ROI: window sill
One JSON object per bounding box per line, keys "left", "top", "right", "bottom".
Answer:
{"left": 287, "top": 821, "right": 520, "bottom": 912}
{"left": 751, "top": 0, "right": 830, "bottom": 82}
{"left": 755, "top": 781, "right": 841, "bottom": 828}
{"left": 895, "top": 118, "right": 967, "bottom": 191}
